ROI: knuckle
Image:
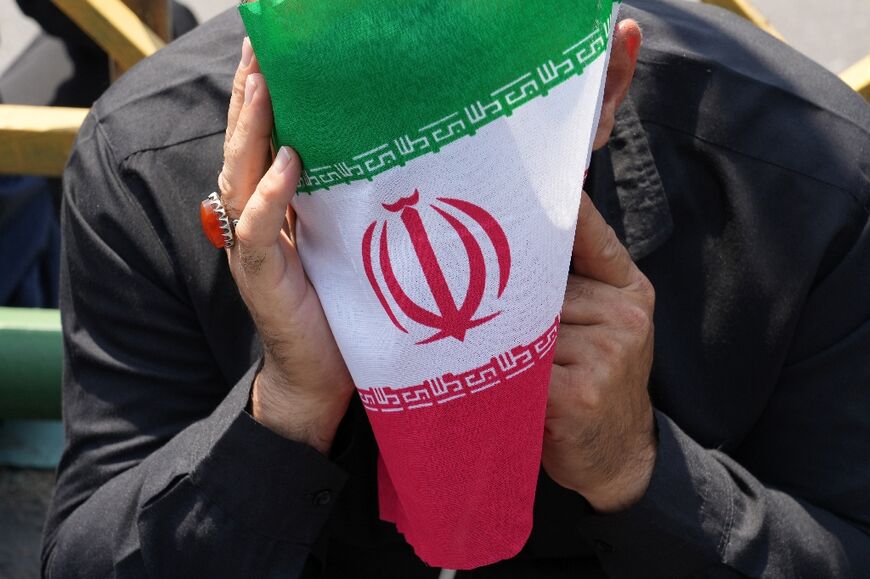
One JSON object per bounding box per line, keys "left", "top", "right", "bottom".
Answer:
{"left": 222, "top": 137, "right": 243, "bottom": 167}
{"left": 593, "top": 331, "right": 627, "bottom": 360}
{"left": 233, "top": 115, "right": 251, "bottom": 142}
{"left": 232, "top": 72, "right": 247, "bottom": 102}
{"left": 216, "top": 170, "right": 236, "bottom": 201}
{"left": 257, "top": 171, "right": 280, "bottom": 196}
{"left": 543, "top": 421, "right": 569, "bottom": 445}
{"left": 562, "top": 368, "right": 602, "bottom": 412}
{"left": 597, "top": 225, "right": 623, "bottom": 261}
{"left": 575, "top": 383, "right": 603, "bottom": 413}
{"left": 634, "top": 274, "right": 656, "bottom": 309}
{"left": 258, "top": 170, "right": 293, "bottom": 200}
{"left": 239, "top": 245, "right": 266, "bottom": 276}
{"left": 616, "top": 303, "right": 652, "bottom": 334}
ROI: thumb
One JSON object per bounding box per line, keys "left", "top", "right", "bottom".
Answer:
{"left": 571, "top": 195, "right": 636, "bottom": 288}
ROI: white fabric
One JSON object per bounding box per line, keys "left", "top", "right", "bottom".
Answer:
{"left": 292, "top": 51, "right": 609, "bottom": 395}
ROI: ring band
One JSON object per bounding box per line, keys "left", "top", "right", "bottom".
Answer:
{"left": 200, "top": 192, "right": 236, "bottom": 249}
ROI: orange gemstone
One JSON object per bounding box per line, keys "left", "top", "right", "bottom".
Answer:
{"left": 200, "top": 199, "right": 226, "bottom": 248}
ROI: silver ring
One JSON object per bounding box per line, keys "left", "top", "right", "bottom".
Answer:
{"left": 206, "top": 192, "right": 236, "bottom": 248}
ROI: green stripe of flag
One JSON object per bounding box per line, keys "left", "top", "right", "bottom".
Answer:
{"left": 240, "top": 0, "right": 617, "bottom": 193}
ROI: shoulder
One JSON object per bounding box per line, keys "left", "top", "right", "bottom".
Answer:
{"left": 86, "top": 8, "right": 244, "bottom": 162}
{"left": 62, "top": 9, "right": 244, "bottom": 301}
{"left": 622, "top": 0, "right": 870, "bottom": 204}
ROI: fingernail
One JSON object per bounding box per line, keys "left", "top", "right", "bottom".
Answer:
{"left": 240, "top": 37, "right": 253, "bottom": 68}
{"left": 626, "top": 34, "right": 640, "bottom": 60}
{"left": 244, "top": 74, "right": 257, "bottom": 104}
{"left": 272, "top": 147, "right": 292, "bottom": 174}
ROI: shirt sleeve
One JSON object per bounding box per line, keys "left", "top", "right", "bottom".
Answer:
{"left": 42, "top": 112, "right": 347, "bottom": 579}
{"left": 577, "top": 207, "right": 870, "bottom": 577}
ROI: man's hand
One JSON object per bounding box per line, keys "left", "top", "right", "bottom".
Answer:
{"left": 219, "top": 38, "right": 354, "bottom": 454}
{"left": 542, "top": 196, "right": 657, "bottom": 513}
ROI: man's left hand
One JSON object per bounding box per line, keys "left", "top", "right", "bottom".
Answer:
{"left": 543, "top": 196, "right": 657, "bottom": 513}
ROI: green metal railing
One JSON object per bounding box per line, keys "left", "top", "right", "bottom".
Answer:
{"left": 0, "top": 308, "right": 62, "bottom": 419}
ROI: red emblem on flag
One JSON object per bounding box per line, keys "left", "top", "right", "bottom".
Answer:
{"left": 362, "top": 189, "right": 511, "bottom": 345}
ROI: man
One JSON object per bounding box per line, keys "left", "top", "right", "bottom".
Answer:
{"left": 42, "top": 0, "right": 870, "bottom": 577}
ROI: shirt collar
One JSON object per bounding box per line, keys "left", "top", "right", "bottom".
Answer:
{"left": 587, "top": 95, "right": 673, "bottom": 261}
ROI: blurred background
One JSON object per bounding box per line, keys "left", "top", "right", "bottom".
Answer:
{"left": 0, "top": 1, "right": 867, "bottom": 578}
{"left": 3, "top": 0, "right": 870, "bottom": 84}
{"left": 0, "top": 0, "right": 233, "bottom": 73}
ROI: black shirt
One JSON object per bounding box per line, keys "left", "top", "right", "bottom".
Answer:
{"left": 43, "top": 1, "right": 870, "bottom": 577}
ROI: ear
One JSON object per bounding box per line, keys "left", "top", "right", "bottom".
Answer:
{"left": 592, "top": 19, "right": 642, "bottom": 150}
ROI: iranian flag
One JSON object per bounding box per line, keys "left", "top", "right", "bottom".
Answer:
{"left": 241, "top": 0, "right": 621, "bottom": 570}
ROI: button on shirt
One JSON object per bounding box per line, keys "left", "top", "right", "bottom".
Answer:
{"left": 42, "top": 0, "right": 870, "bottom": 577}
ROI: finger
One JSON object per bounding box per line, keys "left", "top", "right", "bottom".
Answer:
{"left": 546, "top": 363, "right": 601, "bottom": 410}
{"left": 234, "top": 146, "right": 301, "bottom": 252}
{"left": 546, "top": 365, "right": 580, "bottom": 417}
{"left": 562, "top": 275, "right": 623, "bottom": 326}
{"left": 219, "top": 72, "right": 274, "bottom": 218}
{"left": 553, "top": 322, "right": 623, "bottom": 367}
{"left": 562, "top": 273, "right": 654, "bottom": 325}
{"left": 225, "top": 37, "right": 260, "bottom": 148}
{"left": 572, "top": 195, "right": 638, "bottom": 288}
{"left": 553, "top": 323, "right": 596, "bottom": 367}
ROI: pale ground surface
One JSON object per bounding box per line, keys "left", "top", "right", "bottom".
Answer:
{"left": 0, "top": 1, "right": 868, "bottom": 578}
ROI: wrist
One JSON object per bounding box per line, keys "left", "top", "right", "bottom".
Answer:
{"left": 251, "top": 368, "right": 350, "bottom": 454}
{"left": 580, "top": 439, "right": 657, "bottom": 513}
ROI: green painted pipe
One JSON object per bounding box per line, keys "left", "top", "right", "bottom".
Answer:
{"left": 0, "top": 307, "right": 62, "bottom": 419}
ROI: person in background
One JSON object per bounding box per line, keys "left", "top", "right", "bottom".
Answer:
{"left": 9, "top": 0, "right": 197, "bottom": 108}
{"left": 0, "top": 1, "right": 198, "bottom": 308}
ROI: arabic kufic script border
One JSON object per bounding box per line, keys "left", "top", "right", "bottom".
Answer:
{"left": 297, "top": 20, "right": 610, "bottom": 194}
{"left": 358, "top": 316, "right": 560, "bottom": 413}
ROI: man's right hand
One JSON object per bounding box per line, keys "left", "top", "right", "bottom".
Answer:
{"left": 218, "top": 38, "right": 354, "bottom": 454}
